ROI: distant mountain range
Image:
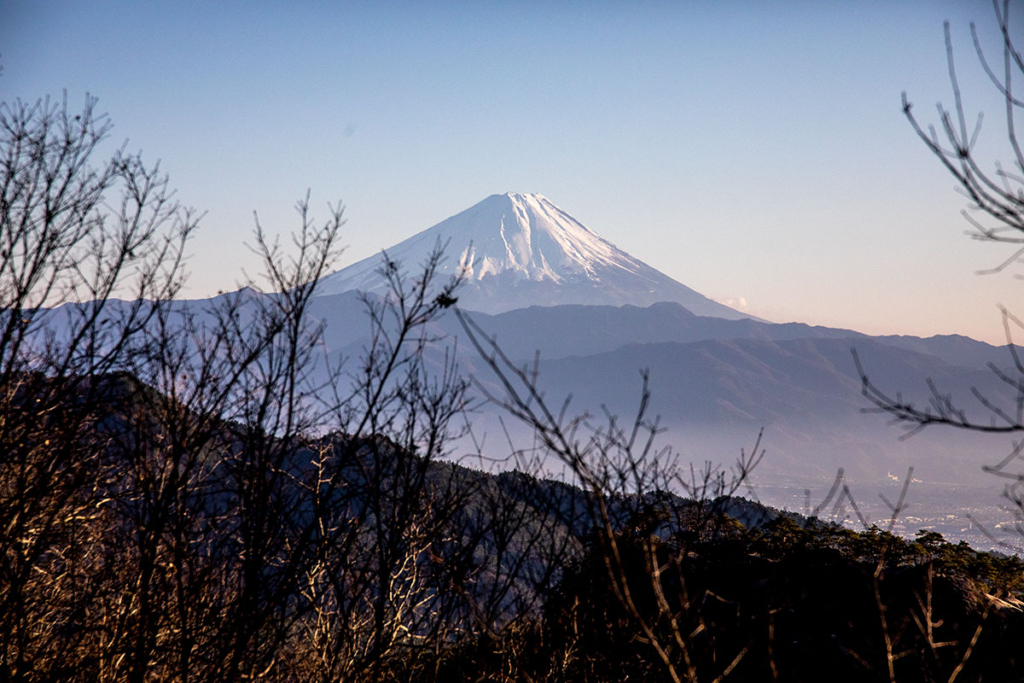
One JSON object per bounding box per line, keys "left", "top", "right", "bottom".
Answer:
{"left": 306, "top": 194, "right": 1021, "bottom": 504}
{"left": 36, "top": 193, "right": 1021, "bottom": 540}
{"left": 307, "top": 194, "right": 1024, "bottom": 540}
{"left": 308, "top": 290, "right": 1015, "bottom": 488}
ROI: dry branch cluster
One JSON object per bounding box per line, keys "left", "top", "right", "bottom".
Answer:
{"left": 6, "top": 4, "right": 1024, "bottom": 677}
{"left": 0, "top": 94, "right": 601, "bottom": 683}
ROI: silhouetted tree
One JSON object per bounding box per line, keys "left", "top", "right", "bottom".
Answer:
{"left": 855, "top": 0, "right": 1024, "bottom": 529}
{"left": 0, "top": 93, "right": 197, "bottom": 682}
{"left": 456, "top": 309, "right": 765, "bottom": 683}
{"left": 849, "top": 4, "right": 1024, "bottom": 678}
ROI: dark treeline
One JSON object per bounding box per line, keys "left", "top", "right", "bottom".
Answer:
{"left": 4, "top": 362, "right": 1024, "bottom": 682}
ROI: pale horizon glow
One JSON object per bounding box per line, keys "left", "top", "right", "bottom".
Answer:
{"left": 2, "top": 0, "right": 1020, "bottom": 344}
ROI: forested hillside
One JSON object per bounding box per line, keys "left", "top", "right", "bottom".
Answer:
{"left": 4, "top": 371, "right": 1024, "bottom": 682}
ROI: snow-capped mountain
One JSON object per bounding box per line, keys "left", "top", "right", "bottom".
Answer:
{"left": 315, "top": 192, "right": 752, "bottom": 319}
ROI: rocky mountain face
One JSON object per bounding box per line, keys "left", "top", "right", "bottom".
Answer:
{"left": 315, "top": 192, "right": 751, "bottom": 318}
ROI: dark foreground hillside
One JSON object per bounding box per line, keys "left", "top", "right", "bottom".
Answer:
{"left": 3, "top": 372, "right": 1023, "bottom": 683}
{"left": 451, "top": 518, "right": 1024, "bottom": 683}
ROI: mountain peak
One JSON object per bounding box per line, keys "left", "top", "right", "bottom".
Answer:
{"left": 490, "top": 191, "right": 546, "bottom": 201}
{"left": 438, "top": 192, "right": 622, "bottom": 285}
{"left": 315, "top": 194, "right": 752, "bottom": 320}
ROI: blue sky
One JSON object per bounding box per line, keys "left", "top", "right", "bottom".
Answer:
{"left": 2, "top": 0, "right": 1020, "bottom": 342}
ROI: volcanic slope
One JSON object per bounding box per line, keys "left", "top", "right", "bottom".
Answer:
{"left": 315, "top": 192, "right": 751, "bottom": 319}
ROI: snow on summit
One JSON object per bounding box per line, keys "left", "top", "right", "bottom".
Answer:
{"left": 449, "top": 193, "right": 626, "bottom": 282}
{"left": 315, "top": 193, "right": 752, "bottom": 319}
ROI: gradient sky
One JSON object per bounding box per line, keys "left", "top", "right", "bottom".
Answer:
{"left": 2, "top": 0, "right": 1021, "bottom": 343}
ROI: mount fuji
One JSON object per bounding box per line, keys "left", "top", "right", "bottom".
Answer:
{"left": 306, "top": 193, "right": 1021, "bottom": 547}
{"left": 315, "top": 192, "right": 751, "bottom": 319}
